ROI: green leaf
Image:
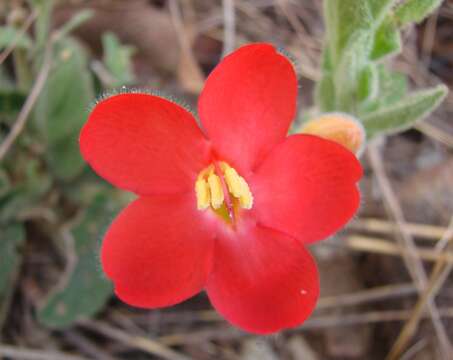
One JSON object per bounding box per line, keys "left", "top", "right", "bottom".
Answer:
{"left": 0, "top": 26, "right": 32, "bottom": 49}
{"left": 370, "top": 17, "right": 402, "bottom": 60}
{"left": 357, "top": 63, "right": 379, "bottom": 103}
{"left": 47, "top": 137, "right": 85, "bottom": 181}
{"left": 377, "top": 66, "right": 408, "bottom": 106}
{"left": 33, "top": 0, "right": 54, "bottom": 52}
{"left": 0, "top": 159, "right": 51, "bottom": 223}
{"left": 324, "top": 0, "right": 373, "bottom": 64}
{"left": 363, "top": 84, "right": 448, "bottom": 138}
{"left": 37, "top": 194, "right": 119, "bottom": 328}
{"left": 395, "top": 0, "right": 443, "bottom": 26}
{"left": 320, "top": 46, "right": 333, "bottom": 72}
{"left": 0, "top": 223, "right": 25, "bottom": 328}
{"left": 334, "top": 31, "right": 373, "bottom": 112}
{"left": 102, "top": 32, "right": 135, "bottom": 87}
{"left": 367, "top": 0, "right": 396, "bottom": 23}
{"left": 35, "top": 38, "right": 94, "bottom": 143}
{"left": 315, "top": 73, "right": 336, "bottom": 112}
{"left": 359, "top": 65, "right": 408, "bottom": 114}
{"left": 0, "top": 88, "right": 26, "bottom": 116}
{"left": 34, "top": 38, "right": 94, "bottom": 181}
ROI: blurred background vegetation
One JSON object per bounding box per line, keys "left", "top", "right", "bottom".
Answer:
{"left": 0, "top": 0, "right": 453, "bottom": 359}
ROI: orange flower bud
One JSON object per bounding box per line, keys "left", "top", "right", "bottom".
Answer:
{"left": 300, "top": 113, "right": 365, "bottom": 155}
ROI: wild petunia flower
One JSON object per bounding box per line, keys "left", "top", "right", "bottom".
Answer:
{"left": 79, "top": 43, "right": 362, "bottom": 334}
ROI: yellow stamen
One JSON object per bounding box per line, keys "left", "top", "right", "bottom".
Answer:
{"left": 207, "top": 173, "right": 224, "bottom": 209}
{"left": 237, "top": 177, "right": 253, "bottom": 209}
{"left": 195, "top": 162, "right": 253, "bottom": 216}
{"left": 224, "top": 167, "right": 243, "bottom": 198}
{"left": 222, "top": 162, "right": 253, "bottom": 209}
{"left": 195, "top": 178, "right": 210, "bottom": 210}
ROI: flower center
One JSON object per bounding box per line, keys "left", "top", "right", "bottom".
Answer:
{"left": 195, "top": 162, "right": 253, "bottom": 222}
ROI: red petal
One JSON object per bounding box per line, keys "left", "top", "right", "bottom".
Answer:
{"left": 80, "top": 93, "right": 211, "bottom": 195}
{"left": 198, "top": 43, "right": 297, "bottom": 175}
{"left": 206, "top": 224, "right": 319, "bottom": 334}
{"left": 251, "top": 135, "right": 362, "bottom": 244}
{"left": 101, "top": 194, "right": 215, "bottom": 308}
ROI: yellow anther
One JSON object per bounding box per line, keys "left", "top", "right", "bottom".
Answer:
{"left": 195, "top": 179, "right": 210, "bottom": 210}
{"left": 207, "top": 173, "right": 224, "bottom": 209}
{"left": 237, "top": 177, "right": 253, "bottom": 209}
{"left": 223, "top": 163, "right": 253, "bottom": 209}
{"left": 197, "top": 164, "right": 215, "bottom": 180}
{"left": 195, "top": 162, "right": 253, "bottom": 214}
{"left": 224, "top": 167, "right": 243, "bottom": 198}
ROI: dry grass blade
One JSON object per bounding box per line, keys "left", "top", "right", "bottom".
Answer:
{"left": 350, "top": 218, "right": 447, "bottom": 240}
{"left": 415, "top": 122, "right": 453, "bottom": 148}
{"left": 0, "top": 345, "right": 89, "bottom": 360}
{"left": 222, "top": 0, "right": 236, "bottom": 56}
{"left": 168, "top": 0, "right": 205, "bottom": 93}
{"left": 317, "top": 283, "right": 417, "bottom": 309}
{"left": 77, "top": 319, "right": 193, "bottom": 360}
{"left": 386, "top": 217, "right": 453, "bottom": 360}
{"left": 367, "top": 141, "right": 452, "bottom": 358}
{"left": 343, "top": 235, "right": 453, "bottom": 263}
{"left": 156, "top": 307, "right": 453, "bottom": 345}
{"left": 62, "top": 330, "right": 119, "bottom": 360}
{"left": 400, "top": 339, "right": 429, "bottom": 360}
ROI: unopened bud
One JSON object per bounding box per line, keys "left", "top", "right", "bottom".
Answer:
{"left": 300, "top": 112, "right": 366, "bottom": 155}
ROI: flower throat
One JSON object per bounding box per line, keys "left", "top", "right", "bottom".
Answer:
{"left": 195, "top": 162, "right": 253, "bottom": 224}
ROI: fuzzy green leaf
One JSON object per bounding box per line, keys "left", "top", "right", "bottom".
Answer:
{"left": 35, "top": 38, "right": 94, "bottom": 143}
{"left": 0, "top": 223, "right": 25, "bottom": 328}
{"left": 0, "top": 160, "right": 51, "bottom": 223}
{"left": 359, "top": 65, "right": 408, "bottom": 115}
{"left": 395, "top": 0, "right": 443, "bottom": 26}
{"left": 370, "top": 17, "right": 402, "bottom": 60}
{"left": 363, "top": 84, "right": 447, "bottom": 138}
{"left": 47, "top": 137, "right": 85, "bottom": 181}
{"left": 0, "top": 26, "right": 32, "bottom": 49}
{"left": 37, "top": 194, "right": 119, "bottom": 328}
{"left": 34, "top": 38, "right": 94, "bottom": 181}
{"left": 315, "top": 73, "right": 336, "bottom": 112}
{"left": 367, "top": 0, "right": 397, "bottom": 23}
{"left": 320, "top": 46, "right": 333, "bottom": 72}
{"left": 324, "top": 0, "right": 373, "bottom": 63}
{"left": 102, "top": 32, "right": 135, "bottom": 87}
{"left": 357, "top": 63, "right": 379, "bottom": 103}
{"left": 334, "top": 31, "right": 373, "bottom": 112}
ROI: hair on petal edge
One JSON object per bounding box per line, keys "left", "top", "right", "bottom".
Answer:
{"left": 88, "top": 86, "right": 196, "bottom": 116}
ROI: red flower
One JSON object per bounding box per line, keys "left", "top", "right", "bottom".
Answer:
{"left": 79, "top": 43, "right": 362, "bottom": 334}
